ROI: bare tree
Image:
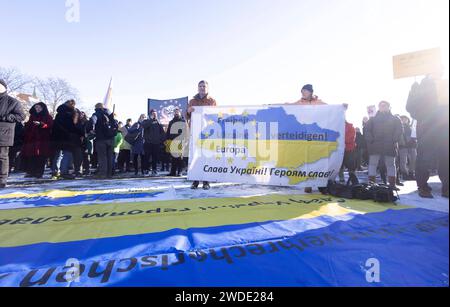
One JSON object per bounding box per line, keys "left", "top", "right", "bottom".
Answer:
{"left": 0, "top": 67, "right": 33, "bottom": 93}
{"left": 34, "top": 78, "right": 79, "bottom": 116}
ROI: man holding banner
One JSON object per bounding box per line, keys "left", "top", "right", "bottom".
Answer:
{"left": 187, "top": 80, "right": 217, "bottom": 190}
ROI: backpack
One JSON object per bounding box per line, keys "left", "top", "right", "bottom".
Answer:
{"left": 322, "top": 180, "right": 399, "bottom": 203}
{"left": 369, "top": 184, "right": 399, "bottom": 203}
{"left": 97, "top": 112, "right": 118, "bottom": 139}
{"left": 326, "top": 179, "right": 354, "bottom": 199}
{"left": 351, "top": 183, "right": 373, "bottom": 200}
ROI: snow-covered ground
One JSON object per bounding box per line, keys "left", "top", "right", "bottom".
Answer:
{"left": 1, "top": 171, "right": 448, "bottom": 213}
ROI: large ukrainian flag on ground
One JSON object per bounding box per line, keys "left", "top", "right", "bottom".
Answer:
{"left": 0, "top": 188, "right": 448, "bottom": 287}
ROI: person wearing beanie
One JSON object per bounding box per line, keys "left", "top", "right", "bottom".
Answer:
{"left": 21, "top": 102, "right": 54, "bottom": 179}
{"left": 289, "top": 83, "right": 327, "bottom": 193}
{"left": 0, "top": 79, "right": 27, "bottom": 188}
{"left": 294, "top": 84, "right": 326, "bottom": 105}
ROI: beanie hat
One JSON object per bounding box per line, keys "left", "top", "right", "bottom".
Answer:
{"left": 302, "top": 84, "right": 314, "bottom": 93}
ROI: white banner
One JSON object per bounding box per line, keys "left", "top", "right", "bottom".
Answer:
{"left": 188, "top": 104, "right": 345, "bottom": 188}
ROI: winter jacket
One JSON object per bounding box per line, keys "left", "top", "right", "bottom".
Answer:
{"left": 399, "top": 123, "right": 413, "bottom": 149}
{"left": 406, "top": 77, "right": 449, "bottom": 145}
{"left": 0, "top": 92, "right": 26, "bottom": 146}
{"left": 293, "top": 96, "right": 326, "bottom": 105}
{"left": 89, "top": 108, "right": 117, "bottom": 142}
{"left": 142, "top": 118, "right": 166, "bottom": 145}
{"left": 113, "top": 131, "right": 124, "bottom": 154}
{"left": 128, "top": 122, "right": 145, "bottom": 155}
{"left": 119, "top": 126, "right": 132, "bottom": 151}
{"left": 187, "top": 94, "right": 217, "bottom": 121}
{"left": 344, "top": 122, "right": 356, "bottom": 152}
{"left": 22, "top": 103, "right": 54, "bottom": 158}
{"left": 355, "top": 131, "right": 366, "bottom": 151}
{"left": 52, "top": 104, "right": 82, "bottom": 151}
{"left": 364, "top": 111, "right": 403, "bottom": 157}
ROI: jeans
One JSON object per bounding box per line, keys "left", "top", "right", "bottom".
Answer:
{"left": 52, "top": 150, "right": 73, "bottom": 175}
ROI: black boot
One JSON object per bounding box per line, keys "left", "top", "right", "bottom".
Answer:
{"left": 419, "top": 188, "right": 434, "bottom": 199}
{"left": 191, "top": 181, "right": 199, "bottom": 189}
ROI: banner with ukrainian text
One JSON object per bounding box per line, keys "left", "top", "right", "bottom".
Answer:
{"left": 188, "top": 105, "right": 345, "bottom": 187}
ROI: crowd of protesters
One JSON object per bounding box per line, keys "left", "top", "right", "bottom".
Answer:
{"left": 0, "top": 76, "right": 448, "bottom": 198}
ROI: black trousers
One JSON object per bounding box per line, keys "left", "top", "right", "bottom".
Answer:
{"left": 0, "top": 147, "right": 9, "bottom": 185}
{"left": 22, "top": 156, "right": 47, "bottom": 178}
{"left": 118, "top": 149, "right": 131, "bottom": 171}
{"left": 73, "top": 147, "right": 83, "bottom": 174}
{"left": 416, "top": 136, "right": 449, "bottom": 191}
{"left": 82, "top": 153, "right": 91, "bottom": 173}
{"left": 8, "top": 146, "right": 21, "bottom": 172}
{"left": 144, "top": 143, "right": 160, "bottom": 172}
{"left": 96, "top": 139, "right": 114, "bottom": 177}
{"left": 170, "top": 157, "right": 184, "bottom": 175}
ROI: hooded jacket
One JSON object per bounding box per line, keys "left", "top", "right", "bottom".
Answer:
{"left": 22, "top": 103, "right": 54, "bottom": 157}
{"left": 0, "top": 91, "right": 26, "bottom": 146}
{"left": 52, "top": 103, "right": 83, "bottom": 151}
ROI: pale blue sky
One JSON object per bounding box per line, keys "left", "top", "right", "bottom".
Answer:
{"left": 2, "top": 0, "right": 449, "bottom": 126}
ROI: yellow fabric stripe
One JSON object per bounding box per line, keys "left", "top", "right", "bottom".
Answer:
{"left": 0, "top": 188, "right": 163, "bottom": 200}
{"left": 0, "top": 194, "right": 408, "bottom": 247}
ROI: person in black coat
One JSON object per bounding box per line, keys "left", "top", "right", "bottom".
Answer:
{"left": 88, "top": 103, "right": 118, "bottom": 179}
{"left": 166, "top": 107, "right": 187, "bottom": 176}
{"left": 365, "top": 101, "right": 403, "bottom": 189}
{"left": 0, "top": 79, "right": 26, "bottom": 188}
{"left": 406, "top": 71, "right": 449, "bottom": 198}
{"left": 51, "top": 100, "right": 81, "bottom": 179}
{"left": 142, "top": 109, "right": 166, "bottom": 176}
